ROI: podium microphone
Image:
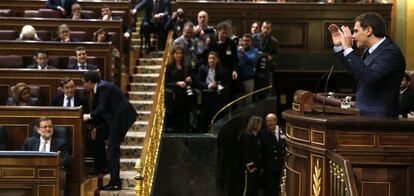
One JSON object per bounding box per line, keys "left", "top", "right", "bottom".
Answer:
{"left": 322, "top": 64, "right": 335, "bottom": 113}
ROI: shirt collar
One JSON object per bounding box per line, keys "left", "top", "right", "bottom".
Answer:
{"left": 40, "top": 137, "right": 50, "bottom": 143}
{"left": 400, "top": 87, "right": 408, "bottom": 94}
{"left": 368, "top": 37, "right": 386, "bottom": 54}
{"left": 93, "top": 82, "right": 97, "bottom": 94}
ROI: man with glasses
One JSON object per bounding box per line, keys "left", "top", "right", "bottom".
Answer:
{"left": 22, "top": 116, "right": 70, "bottom": 170}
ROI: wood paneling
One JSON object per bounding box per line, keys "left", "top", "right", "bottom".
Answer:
{"left": 283, "top": 109, "right": 414, "bottom": 196}
{"left": 0, "top": 106, "right": 85, "bottom": 195}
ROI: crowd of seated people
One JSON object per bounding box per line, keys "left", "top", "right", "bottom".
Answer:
{"left": 161, "top": 9, "right": 279, "bottom": 132}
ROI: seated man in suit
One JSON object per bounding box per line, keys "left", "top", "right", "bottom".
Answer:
{"left": 67, "top": 46, "right": 98, "bottom": 70}
{"left": 46, "top": 0, "right": 77, "bottom": 18}
{"left": 101, "top": 5, "right": 131, "bottom": 39}
{"left": 51, "top": 77, "right": 89, "bottom": 113}
{"left": 22, "top": 116, "right": 70, "bottom": 170}
{"left": 27, "top": 49, "right": 56, "bottom": 70}
{"left": 53, "top": 24, "right": 79, "bottom": 42}
{"left": 6, "top": 82, "right": 39, "bottom": 106}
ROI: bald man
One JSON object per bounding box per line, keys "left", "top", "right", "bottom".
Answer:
{"left": 194, "top": 11, "right": 216, "bottom": 39}
{"left": 258, "top": 113, "right": 286, "bottom": 196}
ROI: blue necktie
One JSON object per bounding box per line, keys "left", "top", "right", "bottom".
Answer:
{"left": 66, "top": 97, "right": 72, "bottom": 107}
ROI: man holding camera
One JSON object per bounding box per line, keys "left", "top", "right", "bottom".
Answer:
{"left": 238, "top": 33, "right": 260, "bottom": 104}
{"left": 252, "top": 20, "right": 279, "bottom": 100}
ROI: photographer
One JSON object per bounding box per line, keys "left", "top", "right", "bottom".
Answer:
{"left": 252, "top": 20, "right": 279, "bottom": 100}
{"left": 238, "top": 33, "right": 259, "bottom": 103}
{"left": 164, "top": 8, "right": 189, "bottom": 39}
{"left": 165, "top": 46, "right": 195, "bottom": 132}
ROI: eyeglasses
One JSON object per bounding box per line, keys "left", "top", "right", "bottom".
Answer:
{"left": 39, "top": 125, "right": 53, "bottom": 129}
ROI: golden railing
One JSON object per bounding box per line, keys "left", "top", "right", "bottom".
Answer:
{"left": 134, "top": 31, "right": 173, "bottom": 196}
{"left": 327, "top": 151, "right": 358, "bottom": 196}
{"left": 210, "top": 85, "right": 273, "bottom": 129}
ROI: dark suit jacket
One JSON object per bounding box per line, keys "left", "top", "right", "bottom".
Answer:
{"left": 133, "top": 0, "right": 169, "bottom": 25}
{"left": 52, "top": 37, "right": 80, "bottom": 42}
{"left": 27, "top": 64, "right": 57, "bottom": 69}
{"left": 67, "top": 63, "right": 98, "bottom": 70}
{"left": 51, "top": 94, "right": 89, "bottom": 113}
{"left": 258, "top": 127, "right": 286, "bottom": 171}
{"left": 196, "top": 64, "right": 224, "bottom": 90}
{"left": 46, "top": 0, "right": 77, "bottom": 17}
{"left": 335, "top": 38, "right": 405, "bottom": 117}
{"left": 252, "top": 34, "right": 279, "bottom": 73}
{"left": 91, "top": 80, "right": 137, "bottom": 138}
{"left": 240, "top": 132, "right": 262, "bottom": 172}
{"left": 399, "top": 88, "right": 414, "bottom": 117}
{"left": 22, "top": 137, "right": 70, "bottom": 169}
{"left": 6, "top": 97, "right": 39, "bottom": 106}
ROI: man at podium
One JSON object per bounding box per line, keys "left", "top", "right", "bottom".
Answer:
{"left": 328, "top": 12, "right": 405, "bottom": 117}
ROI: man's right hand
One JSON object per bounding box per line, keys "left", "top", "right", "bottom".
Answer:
{"left": 328, "top": 24, "right": 342, "bottom": 46}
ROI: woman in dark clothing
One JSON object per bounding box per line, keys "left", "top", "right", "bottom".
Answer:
{"left": 164, "top": 46, "right": 194, "bottom": 132}
{"left": 196, "top": 51, "right": 225, "bottom": 132}
{"left": 6, "top": 82, "right": 39, "bottom": 106}
{"left": 241, "top": 116, "right": 263, "bottom": 196}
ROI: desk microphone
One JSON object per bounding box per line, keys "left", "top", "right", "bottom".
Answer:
{"left": 322, "top": 64, "right": 335, "bottom": 113}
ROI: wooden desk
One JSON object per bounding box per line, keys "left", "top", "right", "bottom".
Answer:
{"left": 0, "top": 41, "right": 113, "bottom": 82}
{"left": 0, "top": 106, "right": 85, "bottom": 195}
{"left": 0, "top": 151, "right": 63, "bottom": 196}
{"left": 282, "top": 109, "right": 414, "bottom": 196}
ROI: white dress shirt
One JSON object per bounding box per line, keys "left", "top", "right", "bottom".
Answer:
{"left": 39, "top": 137, "right": 51, "bottom": 152}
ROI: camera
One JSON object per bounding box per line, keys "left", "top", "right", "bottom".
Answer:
{"left": 217, "top": 82, "right": 224, "bottom": 94}
{"left": 258, "top": 51, "right": 267, "bottom": 69}
{"left": 186, "top": 85, "right": 193, "bottom": 96}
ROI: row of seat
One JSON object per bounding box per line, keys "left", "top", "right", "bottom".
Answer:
{"left": 2, "top": 84, "right": 87, "bottom": 106}
{"left": 0, "top": 55, "right": 103, "bottom": 69}
{"left": 0, "top": 8, "right": 127, "bottom": 19}
{"left": 0, "top": 29, "right": 119, "bottom": 42}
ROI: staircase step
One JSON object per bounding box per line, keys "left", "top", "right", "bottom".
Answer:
{"left": 99, "top": 189, "right": 136, "bottom": 196}
{"left": 128, "top": 91, "right": 155, "bottom": 100}
{"left": 123, "top": 131, "right": 145, "bottom": 146}
{"left": 120, "top": 145, "right": 143, "bottom": 158}
{"left": 138, "top": 58, "right": 162, "bottom": 65}
{"left": 102, "top": 170, "right": 137, "bottom": 190}
{"left": 130, "top": 120, "right": 148, "bottom": 132}
{"left": 130, "top": 100, "right": 153, "bottom": 111}
{"left": 135, "top": 65, "right": 161, "bottom": 73}
{"left": 130, "top": 73, "right": 159, "bottom": 83}
{"left": 120, "top": 158, "right": 139, "bottom": 171}
{"left": 136, "top": 110, "right": 151, "bottom": 121}
{"left": 129, "top": 82, "right": 157, "bottom": 91}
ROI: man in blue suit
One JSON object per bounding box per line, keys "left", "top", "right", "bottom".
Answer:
{"left": 328, "top": 12, "right": 405, "bottom": 117}
{"left": 82, "top": 70, "right": 137, "bottom": 190}
{"left": 51, "top": 77, "right": 89, "bottom": 113}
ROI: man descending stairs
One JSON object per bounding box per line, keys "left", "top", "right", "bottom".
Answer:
{"left": 96, "top": 53, "right": 162, "bottom": 196}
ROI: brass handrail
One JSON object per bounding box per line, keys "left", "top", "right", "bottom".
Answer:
{"left": 327, "top": 150, "right": 358, "bottom": 196}
{"left": 210, "top": 85, "right": 273, "bottom": 128}
{"left": 135, "top": 31, "right": 174, "bottom": 196}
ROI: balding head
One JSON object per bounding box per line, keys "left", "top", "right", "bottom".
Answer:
{"left": 265, "top": 113, "right": 277, "bottom": 130}
{"left": 197, "top": 11, "right": 209, "bottom": 26}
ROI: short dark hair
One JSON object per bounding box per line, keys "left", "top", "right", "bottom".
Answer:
{"left": 60, "top": 77, "right": 73, "bottom": 87}
{"left": 101, "top": 4, "right": 111, "bottom": 10}
{"left": 243, "top": 33, "right": 252, "bottom": 39}
{"left": 34, "top": 49, "right": 49, "bottom": 57}
{"left": 403, "top": 72, "right": 411, "bottom": 82}
{"left": 83, "top": 70, "right": 101, "bottom": 83}
{"left": 37, "top": 116, "right": 52, "bottom": 127}
{"left": 216, "top": 21, "right": 231, "bottom": 32}
{"left": 263, "top": 20, "right": 272, "bottom": 27}
{"left": 75, "top": 46, "right": 86, "bottom": 53}
{"left": 354, "top": 12, "right": 387, "bottom": 38}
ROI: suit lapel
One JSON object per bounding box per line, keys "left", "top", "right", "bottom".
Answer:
{"left": 34, "top": 138, "right": 41, "bottom": 151}
{"left": 50, "top": 139, "right": 58, "bottom": 152}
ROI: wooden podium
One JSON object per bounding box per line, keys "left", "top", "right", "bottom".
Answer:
{"left": 281, "top": 108, "right": 414, "bottom": 196}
